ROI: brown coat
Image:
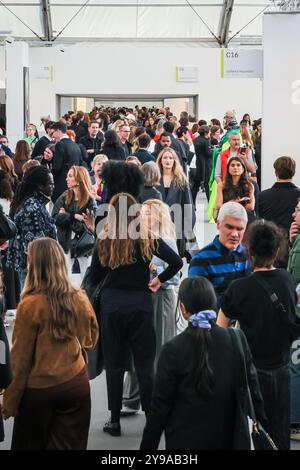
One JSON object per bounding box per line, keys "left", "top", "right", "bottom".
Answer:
{"left": 3, "top": 291, "right": 98, "bottom": 417}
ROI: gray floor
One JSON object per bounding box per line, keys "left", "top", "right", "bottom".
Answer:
{"left": 1, "top": 193, "right": 299, "bottom": 450}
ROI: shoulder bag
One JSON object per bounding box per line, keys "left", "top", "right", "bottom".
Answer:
{"left": 230, "top": 328, "right": 278, "bottom": 451}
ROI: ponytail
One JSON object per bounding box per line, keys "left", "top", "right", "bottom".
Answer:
{"left": 179, "top": 277, "right": 217, "bottom": 400}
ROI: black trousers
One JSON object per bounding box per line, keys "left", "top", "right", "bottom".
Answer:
{"left": 100, "top": 288, "right": 156, "bottom": 414}
{"left": 257, "top": 364, "right": 290, "bottom": 450}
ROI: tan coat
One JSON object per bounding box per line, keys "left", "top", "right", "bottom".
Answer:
{"left": 3, "top": 291, "right": 98, "bottom": 417}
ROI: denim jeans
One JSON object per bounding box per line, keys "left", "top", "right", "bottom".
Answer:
{"left": 257, "top": 364, "right": 290, "bottom": 450}
{"left": 290, "top": 339, "right": 300, "bottom": 426}
{"left": 18, "top": 270, "right": 27, "bottom": 290}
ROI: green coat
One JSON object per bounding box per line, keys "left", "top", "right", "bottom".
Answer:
{"left": 288, "top": 234, "right": 300, "bottom": 316}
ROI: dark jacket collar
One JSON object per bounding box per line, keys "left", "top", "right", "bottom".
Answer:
{"left": 272, "top": 182, "right": 298, "bottom": 189}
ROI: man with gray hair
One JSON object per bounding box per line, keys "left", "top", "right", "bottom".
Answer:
{"left": 189, "top": 202, "right": 250, "bottom": 302}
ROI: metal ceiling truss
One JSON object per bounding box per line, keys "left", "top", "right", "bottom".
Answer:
{"left": 41, "top": 0, "right": 53, "bottom": 41}
{"left": 0, "top": 1, "right": 267, "bottom": 46}
{"left": 217, "top": 0, "right": 234, "bottom": 47}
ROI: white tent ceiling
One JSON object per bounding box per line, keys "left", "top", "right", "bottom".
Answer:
{"left": 0, "top": 1, "right": 276, "bottom": 46}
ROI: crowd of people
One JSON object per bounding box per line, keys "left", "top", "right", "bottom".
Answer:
{"left": 0, "top": 104, "right": 300, "bottom": 450}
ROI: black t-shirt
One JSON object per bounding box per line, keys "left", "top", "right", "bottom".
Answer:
{"left": 89, "top": 238, "right": 183, "bottom": 292}
{"left": 220, "top": 269, "right": 300, "bottom": 370}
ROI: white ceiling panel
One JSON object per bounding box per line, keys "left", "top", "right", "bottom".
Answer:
{"left": 0, "top": 1, "right": 272, "bottom": 43}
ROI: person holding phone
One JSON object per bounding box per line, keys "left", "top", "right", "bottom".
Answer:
{"left": 214, "top": 156, "right": 255, "bottom": 222}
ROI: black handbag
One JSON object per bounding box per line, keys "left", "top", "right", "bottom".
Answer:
{"left": 231, "top": 328, "right": 278, "bottom": 451}
{"left": 81, "top": 267, "right": 110, "bottom": 379}
{"left": 70, "top": 226, "right": 95, "bottom": 258}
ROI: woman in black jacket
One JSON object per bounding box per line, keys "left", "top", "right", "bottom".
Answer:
{"left": 102, "top": 130, "right": 125, "bottom": 161}
{"left": 88, "top": 192, "right": 183, "bottom": 437}
{"left": 140, "top": 276, "right": 266, "bottom": 450}
{"left": 52, "top": 166, "right": 96, "bottom": 287}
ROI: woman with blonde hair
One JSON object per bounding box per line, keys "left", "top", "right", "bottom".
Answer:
{"left": 88, "top": 192, "right": 182, "bottom": 436}
{"left": 122, "top": 199, "right": 180, "bottom": 413}
{"left": 2, "top": 237, "right": 98, "bottom": 450}
{"left": 111, "top": 119, "right": 125, "bottom": 134}
{"left": 52, "top": 165, "right": 96, "bottom": 287}
{"left": 91, "top": 154, "right": 108, "bottom": 206}
{"left": 143, "top": 199, "right": 180, "bottom": 356}
{"left": 156, "top": 147, "right": 195, "bottom": 258}
{"left": 24, "top": 123, "right": 38, "bottom": 155}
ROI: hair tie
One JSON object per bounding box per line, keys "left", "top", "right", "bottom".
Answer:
{"left": 189, "top": 310, "right": 216, "bottom": 330}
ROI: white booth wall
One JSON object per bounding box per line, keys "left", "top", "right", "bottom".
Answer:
{"left": 28, "top": 43, "right": 262, "bottom": 128}
{"left": 0, "top": 46, "right": 5, "bottom": 92}
{"left": 263, "top": 13, "right": 300, "bottom": 188}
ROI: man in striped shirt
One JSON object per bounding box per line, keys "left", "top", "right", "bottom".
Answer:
{"left": 189, "top": 202, "right": 250, "bottom": 303}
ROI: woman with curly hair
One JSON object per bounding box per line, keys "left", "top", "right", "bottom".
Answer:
{"left": 214, "top": 156, "right": 255, "bottom": 222}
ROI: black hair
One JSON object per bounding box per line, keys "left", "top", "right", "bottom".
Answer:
{"left": 178, "top": 277, "right": 217, "bottom": 400}
{"left": 146, "top": 128, "right": 155, "bottom": 140}
{"left": 199, "top": 125, "right": 210, "bottom": 137}
{"left": 198, "top": 119, "right": 207, "bottom": 126}
{"left": 103, "top": 129, "right": 121, "bottom": 147}
{"left": 10, "top": 166, "right": 51, "bottom": 218}
{"left": 44, "top": 120, "right": 54, "bottom": 132}
{"left": 176, "top": 126, "right": 189, "bottom": 138}
{"left": 101, "top": 160, "right": 144, "bottom": 201}
{"left": 137, "top": 133, "right": 151, "bottom": 148}
{"left": 223, "top": 156, "right": 252, "bottom": 203}
{"left": 51, "top": 121, "right": 67, "bottom": 133}
{"left": 245, "top": 220, "right": 282, "bottom": 268}
{"left": 163, "top": 121, "right": 175, "bottom": 133}
{"left": 159, "top": 131, "right": 172, "bottom": 140}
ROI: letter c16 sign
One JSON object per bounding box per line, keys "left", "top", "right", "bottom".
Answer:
{"left": 221, "top": 49, "right": 263, "bottom": 79}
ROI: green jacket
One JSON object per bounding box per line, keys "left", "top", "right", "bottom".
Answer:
{"left": 288, "top": 234, "right": 300, "bottom": 316}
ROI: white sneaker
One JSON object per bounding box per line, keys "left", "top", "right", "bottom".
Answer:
{"left": 120, "top": 406, "right": 139, "bottom": 417}
{"left": 291, "top": 428, "right": 300, "bottom": 441}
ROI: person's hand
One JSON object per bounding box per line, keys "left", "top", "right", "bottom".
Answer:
{"left": 59, "top": 208, "right": 66, "bottom": 214}
{"left": 238, "top": 197, "right": 250, "bottom": 203}
{"left": 149, "top": 262, "right": 157, "bottom": 271}
{"left": 0, "top": 240, "right": 8, "bottom": 251}
{"left": 83, "top": 209, "right": 95, "bottom": 232}
{"left": 74, "top": 213, "right": 84, "bottom": 222}
{"left": 290, "top": 221, "right": 299, "bottom": 244}
{"left": 148, "top": 276, "right": 161, "bottom": 293}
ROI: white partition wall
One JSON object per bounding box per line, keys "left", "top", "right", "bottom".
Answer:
{"left": 28, "top": 43, "right": 262, "bottom": 128}
{"left": 263, "top": 12, "right": 300, "bottom": 188}
{"left": 6, "top": 41, "right": 29, "bottom": 149}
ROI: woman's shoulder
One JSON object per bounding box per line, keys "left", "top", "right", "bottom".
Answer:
{"left": 17, "top": 293, "right": 49, "bottom": 312}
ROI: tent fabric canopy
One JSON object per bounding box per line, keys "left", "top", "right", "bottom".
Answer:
{"left": 0, "top": 1, "right": 271, "bottom": 45}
